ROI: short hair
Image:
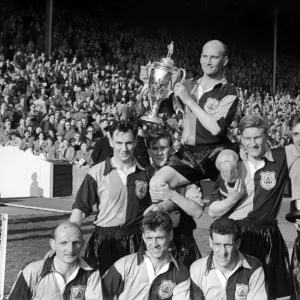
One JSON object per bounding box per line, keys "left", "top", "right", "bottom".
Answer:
{"left": 205, "top": 40, "right": 228, "bottom": 58}
{"left": 145, "top": 128, "right": 173, "bottom": 149}
{"left": 238, "top": 115, "right": 268, "bottom": 135}
{"left": 142, "top": 211, "right": 173, "bottom": 234}
{"left": 52, "top": 221, "right": 83, "bottom": 240}
{"left": 209, "top": 217, "right": 242, "bottom": 242}
{"left": 109, "top": 120, "right": 137, "bottom": 139}
{"left": 289, "top": 113, "right": 300, "bottom": 130}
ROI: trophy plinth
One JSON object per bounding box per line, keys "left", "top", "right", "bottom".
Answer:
{"left": 139, "top": 43, "right": 186, "bottom": 125}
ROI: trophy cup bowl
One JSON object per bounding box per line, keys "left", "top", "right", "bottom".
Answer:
{"left": 140, "top": 56, "right": 186, "bottom": 125}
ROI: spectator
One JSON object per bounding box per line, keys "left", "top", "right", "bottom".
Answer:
{"left": 73, "top": 142, "right": 93, "bottom": 167}
{"left": 0, "top": 119, "right": 13, "bottom": 145}
{"left": 19, "top": 130, "right": 35, "bottom": 151}
{"left": 63, "top": 121, "right": 76, "bottom": 141}
{"left": 5, "top": 131, "right": 22, "bottom": 147}
{"left": 33, "top": 132, "right": 46, "bottom": 155}
{"left": 91, "top": 118, "right": 113, "bottom": 164}
{"left": 0, "top": 102, "right": 13, "bottom": 125}
{"left": 43, "top": 137, "right": 57, "bottom": 160}
{"left": 58, "top": 139, "right": 76, "bottom": 163}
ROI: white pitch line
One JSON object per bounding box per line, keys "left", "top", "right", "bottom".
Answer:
{"left": 0, "top": 202, "right": 71, "bottom": 213}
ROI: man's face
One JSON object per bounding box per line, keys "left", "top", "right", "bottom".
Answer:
{"left": 82, "top": 119, "right": 86, "bottom": 126}
{"left": 86, "top": 131, "right": 93, "bottom": 139}
{"left": 74, "top": 133, "right": 80, "bottom": 142}
{"left": 24, "top": 131, "right": 30, "bottom": 139}
{"left": 241, "top": 127, "right": 267, "bottom": 159}
{"left": 63, "top": 140, "right": 69, "bottom": 148}
{"left": 50, "top": 226, "right": 84, "bottom": 265}
{"left": 111, "top": 130, "right": 136, "bottom": 163}
{"left": 96, "top": 115, "right": 101, "bottom": 122}
{"left": 292, "top": 123, "right": 300, "bottom": 153}
{"left": 50, "top": 115, "right": 55, "bottom": 123}
{"left": 200, "top": 41, "right": 227, "bottom": 78}
{"left": 143, "top": 228, "right": 172, "bottom": 260}
{"left": 81, "top": 143, "right": 88, "bottom": 152}
{"left": 149, "top": 138, "right": 171, "bottom": 168}
{"left": 65, "top": 123, "right": 71, "bottom": 130}
{"left": 209, "top": 233, "right": 240, "bottom": 270}
{"left": 5, "top": 121, "right": 11, "bottom": 130}
{"left": 101, "top": 120, "right": 109, "bottom": 130}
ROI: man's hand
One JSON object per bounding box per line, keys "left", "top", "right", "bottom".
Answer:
{"left": 150, "top": 183, "right": 173, "bottom": 203}
{"left": 295, "top": 219, "right": 300, "bottom": 231}
{"left": 174, "top": 83, "right": 190, "bottom": 105}
{"left": 143, "top": 203, "right": 165, "bottom": 216}
{"left": 225, "top": 178, "right": 245, "bottom": 205}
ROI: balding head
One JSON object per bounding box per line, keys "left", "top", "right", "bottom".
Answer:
{"left": 203, "top": 40, "right": 228, "bottom": 59}
{"left": 200, "top": 40, "right": 229, "bottom": 79}
{"left": 52, "top": 221, "right": 83, "bottom": 240}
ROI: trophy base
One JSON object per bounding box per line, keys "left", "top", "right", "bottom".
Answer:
{"left": 140, "top": 115, "right": 164, "bottom": 125}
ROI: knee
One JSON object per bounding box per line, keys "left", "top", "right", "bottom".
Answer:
{"left": 215, "top": 149, "right": 239, "bottom": 171}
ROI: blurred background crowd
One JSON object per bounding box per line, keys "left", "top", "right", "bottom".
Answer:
{"left": 1, "top": 0, "right": 300, "bottom": 168}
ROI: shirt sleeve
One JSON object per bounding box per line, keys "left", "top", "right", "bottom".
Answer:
{"left": 8, "top": 270, "right": 32, "bottom": 300}
{"left": 184, "top": 183, "right": 204, "bottom": 207}
{"left": 102, "top": 261, "right": 125, "bottom": 298}
{"left": 85, "top": 270, "right": 103, "bottom": 300}
{"left": 72, "top": 173, "right": 99, "bottom": 217}
{"left": 190, "top": 262, "right": 205, "bottom": 300}
{"left": 213, "top": 94, "right": 238, "bottom": 131}
{"left": 285, "top": 144, "right": 300, "bottom": 170}
{"left": 248, "top": 267, "right": 267, "bottom": 300}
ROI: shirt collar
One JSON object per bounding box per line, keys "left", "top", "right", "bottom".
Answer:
{"left": 136, "top": 247, "right": 180, "bottom": 271}
{"left": 40, "top": 256, "right": 93, "bottom": 278}
{"left": 263, "top": 151, "right": 275, "bottom": 162}
{"left": 195, "top": 76, "right": 227, "bottom": 89}
{"left": 205, "top": 251, "right": 251, "bottom": 275}
{"left": 103, "top": 155, "right": 145, "bottom": 176}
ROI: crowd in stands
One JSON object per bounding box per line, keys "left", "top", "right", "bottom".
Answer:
{"left": 1, "top": 0, "right": 300, "bottom": 168}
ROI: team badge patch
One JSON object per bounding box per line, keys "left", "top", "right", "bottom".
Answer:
{"left": 70, "top": 285, "right": 86, "bottom": 300}
{"left": 135, "top": 180, "right": 148, "bottom": 199}
{"left": 235, "top": 283, "right": 249, "bottom": 300}
{"left": 260, "top": 171, "right": 276, "bottom": 190}
{"left": 158, "top": 280, "right": 176, "bottom": 299}
{"left": 204, "top": 97, "right": 220, "bottom": 114}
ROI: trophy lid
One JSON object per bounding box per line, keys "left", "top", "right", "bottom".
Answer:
{"left": 160, "top": 57, "right": 174, "bottom": 67}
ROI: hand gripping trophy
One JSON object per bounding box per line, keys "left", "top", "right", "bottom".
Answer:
{"left": 140, "top": 42, "right": 186, "bottom": 124}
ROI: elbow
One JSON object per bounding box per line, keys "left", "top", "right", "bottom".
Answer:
{"left": 211, "top": 127, "right": 221, "bottom": 136}
{"left": 193, "top": 208, "right": 203, "bottom": 219}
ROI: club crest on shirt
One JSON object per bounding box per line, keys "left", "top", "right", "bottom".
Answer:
{"left": 260, "top": 171, "right": 276, "bottom": 190}
{"left": 204, "top": 97, "right": 220, "bottom": 114}
{"left": 235, "top": 283, "right": 249, "bottom": 300}
{"left": 158, "top": 279, "right": 176, "bottom": 299}
{"left": 135, "top": 180, "right": 148, "bottom": 199}
{"left": 70, "top": 285, "right": 86, "bottom": 300}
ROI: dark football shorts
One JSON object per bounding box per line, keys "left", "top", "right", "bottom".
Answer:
{"left": 168, "top": 142, "right": 238, "bottom": 183}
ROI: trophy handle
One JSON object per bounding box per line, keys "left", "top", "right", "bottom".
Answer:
{"left": 179, "top": 68, "right": 186, "bottom": 82}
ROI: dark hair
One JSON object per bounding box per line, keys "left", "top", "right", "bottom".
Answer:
{"left": 145, "top": 128, "right": 173, "bottom": 149}
{"left": 239, "top": 115, "right": 268, "bottom": 135}
{"left": 142, "top": 211, "right": 173, "bottom": 234}
{"left": 289, "top": 114, "right": 300, "bottom": 130}
{"left": 109, "top": 120, "right": 137, "bottom": 139}
{"left": 209, "top": 217, "right": 242, "bottom": 242}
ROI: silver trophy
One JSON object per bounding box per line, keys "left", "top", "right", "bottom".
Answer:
{"left": 140, "top": 43, "right": 186, "bottom": 124}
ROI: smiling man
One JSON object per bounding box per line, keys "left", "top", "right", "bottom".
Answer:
{"left": 70, "top": 121, "right": 153, "bottom": 275}
{"left": 209, "top": 115, "right": 300, "bottom": 299}
{"left": 103, "top": 211, "right": 190, "bottom": 300}
{"left": 8, "top": 222, "right": 103, "bottom": 300}
{"left": 150, "top": 40, "right": 239, "bottom": 212}
{"left": 190, "top": 218, "right": 267, "bottom": 300}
